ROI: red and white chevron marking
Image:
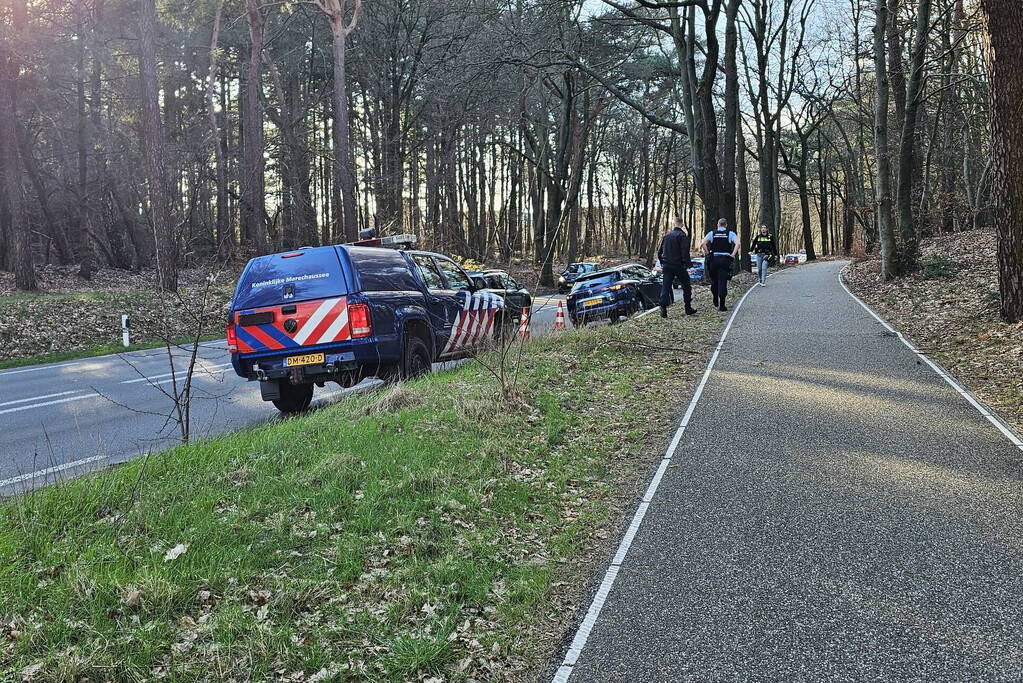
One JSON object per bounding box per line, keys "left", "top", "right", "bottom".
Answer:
{"left": 442, "top": 292, "right": 502, "bottom": 354}
{"left": 293, "top": 297, "right": 350, "bottom": 346}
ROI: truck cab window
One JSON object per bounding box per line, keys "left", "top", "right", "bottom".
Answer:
{"left": 412, "top": 254, "right": 444, "bottom": 290}
{"left": 435, "top": 258, "right": 473, "bottom": 292}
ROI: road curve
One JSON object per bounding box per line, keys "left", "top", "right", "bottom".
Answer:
{"left": 558, "top": 261, "right": 1023, "bottom": 682}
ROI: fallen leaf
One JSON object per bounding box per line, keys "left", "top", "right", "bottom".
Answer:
{"left": 123, "top": 589, "right": 142, "bottom": 607}
{"left": 164, "top": 543, "right": 189, "bottom": 562}
{"left": 21, "top": 662, "right": 43, "bottom": 679}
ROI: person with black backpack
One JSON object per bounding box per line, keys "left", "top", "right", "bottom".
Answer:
{"left": 702, "top": 218, "right": 739, "bottom": 311}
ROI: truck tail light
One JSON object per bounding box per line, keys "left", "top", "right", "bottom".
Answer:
{"left": 349, "top": 304, "right": 372, "bottom": 338}
{"left": 226, "top": 322, "right": 238, "bottom": 353}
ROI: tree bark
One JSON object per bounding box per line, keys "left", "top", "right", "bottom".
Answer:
{"left": 318, "top": 0, "right": 362, "bottom": 242}
{"left": 206, "top": 1, "right": 231, "bottom": 259}
{"left": 137, "top": 0, "right": 177, "bottom": 292}
{"left": 75, "top": 1, "right": 96, "bottom": 279}
{"left": 894, "top": 0, "right": 931, "bottom": 269}
{"left": 874, "top": 0, "right": 899, "bottom": 280}
{"left": 980, "top": 0, "right": 1023, "bottom": 322}
{"left": 243, "top": 0, "right": 267, "bottom": 253}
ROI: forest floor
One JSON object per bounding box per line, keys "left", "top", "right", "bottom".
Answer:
{"left": 0, "top": 265, "right": 239, "bottom": 369}
{"left": 845, "top": 228, "right": 1023, "bottom": 434}
{"left": 0, "top": 284, "right": 747, "bottom": 682}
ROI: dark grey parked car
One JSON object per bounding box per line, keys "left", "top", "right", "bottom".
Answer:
{"left": 467, "top": 270, "right": 533, "bottom": 323}
{"left": 558, "top": 262, "right": 600, "bottom": 293}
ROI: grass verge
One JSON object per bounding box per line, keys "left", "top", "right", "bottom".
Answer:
{"left": 0, "top": 287, "right": 739, "bottom": 681}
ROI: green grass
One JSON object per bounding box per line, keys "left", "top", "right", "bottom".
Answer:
{"left": 0, "top": 308, "right": 726, "bottom": 681}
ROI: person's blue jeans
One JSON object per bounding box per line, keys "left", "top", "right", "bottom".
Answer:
{"left": 756, "top": 253, "right": 770, "bottom": 284}
{"left": 660, "top": 265, "right": 692, "bottom": 309}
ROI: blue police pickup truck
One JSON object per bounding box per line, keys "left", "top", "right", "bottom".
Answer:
{"left": 227, "top": 237, "right": 507, "bottom": 413}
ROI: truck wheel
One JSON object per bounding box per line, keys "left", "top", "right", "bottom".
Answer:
{"left": 401, "top": 336, "right": 432, "bottom": 380}
{"left": 272, "top": 382, "right": 313, "bottom": 414}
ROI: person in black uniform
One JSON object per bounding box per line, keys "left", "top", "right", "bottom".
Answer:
{"left": 749, "top": 224, "right": 778, "bottom": 286}
{"left": 702, "top": 218, "right": 739, "bottom": 311}
{"left": 656, "top": 217, "right": 698, "bottom": 318}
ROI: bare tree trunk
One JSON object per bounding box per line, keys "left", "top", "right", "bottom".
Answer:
{"left": 0, "top": 0, "right": 34, "bottom": 289}
{"left": 874, "top": 0, "right": 899, "bottom": 280}
{"left": 980, "top": 0, "right": 1023, "bottom": 322}
{"left": 76, "top": 0, "right": 96, "bottom": 279}
{"left": 317, "top": 0, "right": 362, "bottom": 242}
{"left": 137, "top": 0, "right": 177, "bottom": 292}
{"left": 243, "top": 0, "right": 267, "bottom": 253}
{"left": 206, "top": 1, "right": 231, "bottom": 259}
{"left": 737, "top": 133, "right": 752, "bottom": 266}
{"left": 894, "top": 0, "right": 931, "bottom": 269}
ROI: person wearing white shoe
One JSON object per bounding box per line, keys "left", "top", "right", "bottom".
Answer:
{"left": 749, "top": 224, "right": 778, "bottom": 287}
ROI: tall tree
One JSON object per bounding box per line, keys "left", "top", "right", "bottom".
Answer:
{"left": 317, "top": 0, "right": 363, "bottom": 242}
{"left": 137, "top": 0, "right": 177, "bottom": 292}
{"left": 243, "top": 0, "right": 268, "bottom": 253}
{"left": 979, "top": 0, "right": 1023, "bottom": 322}
{"left": 0, "top": 0, "right": 35, "bottom": 290}
{"left": 873, "top": 0, "right": 899, "bottom": 280}
{"left": 205, "top": 1, "right": 230, "bottom": 259}
{"left": 893, "top": 0, "right": 931, "bottom": 268}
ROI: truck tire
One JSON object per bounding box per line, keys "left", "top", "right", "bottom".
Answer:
{"left": 272, "top": 382, "right": 313, "bottom": 414}
{"left": 400, "top": 336, "right": 431, "bottom": 380}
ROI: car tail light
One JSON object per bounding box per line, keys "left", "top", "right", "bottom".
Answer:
{"left": 226, "top": 322, "right": 238, "bottom": 353}
{"left": 349, "top": 303, "right": 372, "bottom": 338}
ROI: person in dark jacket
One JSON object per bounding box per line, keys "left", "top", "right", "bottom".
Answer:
{"left": 750, "top": 224, "right": 778, "bottom": 286}
{"left": 656, "top": 217, "right": 697, "bottom": 318}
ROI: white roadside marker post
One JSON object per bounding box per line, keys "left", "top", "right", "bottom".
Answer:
{"left": 121, "top": 314, "right": 131, "bottom": 348}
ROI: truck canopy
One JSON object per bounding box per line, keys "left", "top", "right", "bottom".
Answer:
{"left": 232, "top": 247, "right": 349, "bottom": 310}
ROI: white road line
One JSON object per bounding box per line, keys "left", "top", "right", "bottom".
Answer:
{"left": 551, "top": 282, "right": 758, "bottom": 683}
{"left": 0, "top": 391, "right": 80, "bottom": 407}
{"left": 0, "top": 455, "right": 108, "bottom": 488}
{"left": 0, "top": 393, "right": 100, "bottom": 416}
{"left": 838, "top": 267, "right": 1023, "bottom": 451}
{"left": 120, "top": 363, "right": 232, "bottom": 384}
{"left": 146, "top": 371, "right": 228, "bottom": 387}
{"left": 0, "top": 362, "right": 81, "bottom": 377}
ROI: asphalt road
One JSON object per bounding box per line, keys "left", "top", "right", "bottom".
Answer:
{"left": 559, "top": 261, "right": 1023, "bottom": 681}
{"left": 0, "top": 297, "right": 563, "bottom": 494}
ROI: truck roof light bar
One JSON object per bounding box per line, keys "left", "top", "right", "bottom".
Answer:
{"left": 347, "top": 233, "right": 418, "bottom": 249}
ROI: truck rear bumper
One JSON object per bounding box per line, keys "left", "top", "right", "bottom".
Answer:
{"left": 233, "top": 341, "right": 399, "bottom": 385}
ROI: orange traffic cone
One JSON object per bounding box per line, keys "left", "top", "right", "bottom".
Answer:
{"left": 554, "top": 299, "right": 567, "bottom": 331}
{"left": 518, "top": 306, "right": 531, "bottom": 340}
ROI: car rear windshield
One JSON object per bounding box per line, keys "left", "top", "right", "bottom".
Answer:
{"left": 232, "top": 247, "right": 348, "bottom": 310}
{"left": 571, "top": 272, "right": 617, "bottom": 292}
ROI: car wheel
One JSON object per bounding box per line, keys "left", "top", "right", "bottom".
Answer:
{"left": 272, "top": 382, "right": 314, "bottom": 414}
{"left": 400, "top": 335, "right": 432, "bottom": 380}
